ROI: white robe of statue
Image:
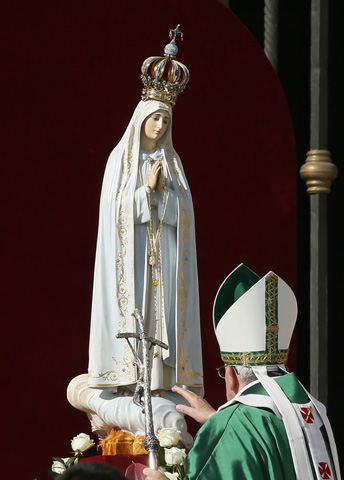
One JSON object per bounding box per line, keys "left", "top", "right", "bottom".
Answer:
{"left": 134, "top": 148, "right": 178, "bottom": 390}
{"left": 87, "top": 99, "right": 203, "bottom": 393}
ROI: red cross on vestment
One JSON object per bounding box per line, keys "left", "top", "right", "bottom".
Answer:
{"left": 318, "top": 462, "right": 332, "bottom": 479}
{"left": 301, "top": 406, "right": 314, "bottom": 424}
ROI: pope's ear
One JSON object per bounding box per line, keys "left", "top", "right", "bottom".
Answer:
{"left": 226, "top": 366, "right": 239, "bottom": 389}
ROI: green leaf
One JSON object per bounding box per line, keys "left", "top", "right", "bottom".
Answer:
{"left": 48, "top": 471, "right": 59, "bottom": 479}
{"left": 158, "top": 447, "right": 166, "bottom": 467}
{"left": 66, "top": 457, "right": 76, "bottom": 467}
{"left": 51, "top": 457, "right": 65, "bottom": 463}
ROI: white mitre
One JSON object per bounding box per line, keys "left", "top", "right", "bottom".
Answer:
{"left": 213, "top": 263, "right": 297, "bottom": 367}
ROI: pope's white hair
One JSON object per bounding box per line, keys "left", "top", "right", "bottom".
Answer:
{"left": 235, "top": 365, "right": 284, "bottom": 384}
{"left": 235, "top": 366, "right": 257, "bottom": 383}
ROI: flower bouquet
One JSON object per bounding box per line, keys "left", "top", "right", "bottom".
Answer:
{"left": 156, "top": 428, "right": 187, "bottom": 480}
{"left": 48, "top": 433, "right": 95, "bottom": 478}
{"left": 125, "top": 427, "right": 187, "bottom": 480}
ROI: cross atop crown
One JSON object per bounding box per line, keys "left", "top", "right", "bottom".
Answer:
{"left": 169, "top": 24, "right": 183, "bottom": 44}
{"left": 164, "top": 24, "right": 183, "bottom": 57}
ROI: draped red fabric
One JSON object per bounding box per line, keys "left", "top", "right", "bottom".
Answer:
{"left": 2, "top": 1, "right": 296, "bottom": 478}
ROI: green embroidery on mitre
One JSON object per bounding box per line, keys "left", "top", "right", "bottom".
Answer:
{"left": 213, "top": 265, "right": 297, "bottom": 367}
{"left": 264, "top": 272, "right": 282, "bottom": 364}
{"left": 213, "top": 264, "right": 260, "bottom": 329}
{"left": 221, "top": 349, "right": 289, "bottom": 367}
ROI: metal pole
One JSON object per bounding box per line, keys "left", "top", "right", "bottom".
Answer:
{"left": 264, "top": 0, "right": 279, "bottom": 72}
{"left": 299, "top": 0, "right": 337, "bottom": 405}
{"left": 116, "top": 310, "right": 168, "bottom": 469}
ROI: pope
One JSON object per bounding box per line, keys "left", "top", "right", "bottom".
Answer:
{"left": 144, "top": 264, "right": 341, "bottom": 480}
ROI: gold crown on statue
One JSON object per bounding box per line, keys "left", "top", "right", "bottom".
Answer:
{"left": 141, "top": 24, "right": 190, "bottom": 107}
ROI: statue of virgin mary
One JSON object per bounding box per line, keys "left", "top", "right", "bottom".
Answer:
{"left": 87, "top": 27, "right": 203, "bottom": 398}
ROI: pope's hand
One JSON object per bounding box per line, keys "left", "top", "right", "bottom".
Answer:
{"left": 143, "top": 468, "right": 168, "bottom": 479}
{"left": 172, "top": 385, "right": 216, "bottom": 424}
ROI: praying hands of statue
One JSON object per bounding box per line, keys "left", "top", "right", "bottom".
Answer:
{"left": 148, "top": 161, "right": 165, "bottom": 192}
{"left": 172, "top": 385, "right": 216, "bottom": 425}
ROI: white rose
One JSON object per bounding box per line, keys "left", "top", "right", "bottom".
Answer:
{"left": 157, "top": 428, "right": 181, "bottom": 447}
{"left": 164, "top": 447, "right": 186, "bottom": 466}
{"left": 164, "top": 472, "right": 179, "bottom": 480}
{"left": 71, "top": 433, "right": 95, "bottom": 453}
{"left": 51, "top": 458, "right": 69, "bottom": 474}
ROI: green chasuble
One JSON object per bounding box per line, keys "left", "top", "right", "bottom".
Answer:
{"left": 186, "top": 373, "right": 332, "bottom": 479}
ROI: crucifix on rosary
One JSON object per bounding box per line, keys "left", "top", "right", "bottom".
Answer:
{"left": 116, "top": 309, "right": 168, "bottom": 469}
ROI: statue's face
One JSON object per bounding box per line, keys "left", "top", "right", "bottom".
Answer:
{"left": 142, "top": 110, "right": 170, "bottom": 143}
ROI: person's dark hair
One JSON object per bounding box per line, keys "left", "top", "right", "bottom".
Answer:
{"left": 58, "top": 461, "right": 126, "bottom": 480}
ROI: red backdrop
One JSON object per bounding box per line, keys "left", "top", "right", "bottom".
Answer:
{"left": 1, "top": 1, "right": 296, "bottom": 478}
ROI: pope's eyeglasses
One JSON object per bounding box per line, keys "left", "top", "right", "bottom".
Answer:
{"left": 216, "top": 365, "right": 239, "bottom": 379}
{"left": 216, "top": 365, "right": 227, "bottom": 379}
